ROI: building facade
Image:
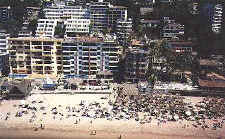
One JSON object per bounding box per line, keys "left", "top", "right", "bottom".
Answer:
{"left": 116, "top": 18, "right": 132, "bottom": 45}
{"left": 89, "top": 1, "right": 127, "bottom": 31}
{"left": 44, "top": 5, "right": 89, "bottom": 20}
{"left": 8, "top": 36, "right": 119, "bottom": 80}
{"left": 125, "top": 43, "right": 149, "bottom": 83}
{"left": 212, "top": 4, "right": 223, "bottom": 34}
{"left": 0, "top": 30, "right": 9, "bottom": 54}
{"left": 64, "top": 18, "right": 90, "bottom": 37}
{"left": 62, "top": 37, "right": 119, "bottom": 81}
{"left": 8, "top": 37, "right": 63, "bottom": 76}
{"left": 36, "top": 19, "right": 58, "bottom": 38}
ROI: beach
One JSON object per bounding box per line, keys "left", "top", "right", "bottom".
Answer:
{"left": 0, "top": 94, "right": 225, "bottom": 139}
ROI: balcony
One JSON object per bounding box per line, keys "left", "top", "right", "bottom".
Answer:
{"left": 43, "top": 54, "right": 51, "bottom": 57}
{"left": 30, "top": 49, "right": 42, "bottom": 52}
{"left": 44, "top": 61, "right": 52, "bottom": 64}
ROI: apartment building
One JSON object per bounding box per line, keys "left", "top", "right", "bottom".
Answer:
{"left": 44, "top": 5, "right": 89, "bottom": 20}
{"left": 125, "top": 42, "right": 149, "bottom": 83}
{"left": 89, "top": 2, "right": 109, "bottom": 31}
{"left": 108, "top": 5, "right": 127, "bottom": 28}
{"left": 64, "top": 19, "right": 90, "bottom": 37}
{"left": 89, "top": 1, "right": 127, "bottom": 31}
{"left": 212, "top": 4, "right": 223, "bottom": 34}
{"left": 116, "top": 18, "right": 132, "bottom": 45}
{"left": 0, "top": 30, "right": 9, "bottom": 54}
{"left": 43, "top": 5, "right": 90, "bottom": 36}
{"left": 36, "top": 19, "right": 58, "bottom": 38}
{"left": 62, "top": 36, "right": 119, "bottom": 82}
{"left": 8, "top": 37, "right": 63, "bottom": 76}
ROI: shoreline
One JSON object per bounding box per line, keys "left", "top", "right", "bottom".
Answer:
{"left": 0, "top": 127, "right": 220, "bottom": 139}
{"left": 0, "top": 119, "right": 224, "bottom": 139}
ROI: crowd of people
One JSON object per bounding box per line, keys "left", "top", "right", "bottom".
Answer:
{"left": 113, "top": 91, "right": 225, "bottom": 130}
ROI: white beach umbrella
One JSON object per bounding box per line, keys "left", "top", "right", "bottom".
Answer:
{"left": 173, "top": 114, "right": 179, "bottom": 121}
{"left": 185, "top": 110, "right": 192, "bottom": 116}
{"left": 20, "top": 100, "right": 26, "bottom": 105}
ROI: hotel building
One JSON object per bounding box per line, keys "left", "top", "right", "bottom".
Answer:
{"left": 8, "top": 36, "right": 119, "bottom": 82}
{"left": 8, "top": 37, "right": 63, "bottom": 76}
{"left": 212, "top": 4, "right": 223, "bottom": 34}
{"left": 62, "top": 37, "right": 119, "bottom": 82}
{"left": 0, "top": 30, "right": 9, "bottom": 54}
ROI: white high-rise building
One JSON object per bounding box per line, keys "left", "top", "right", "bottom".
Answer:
{"left": 116, "top": 18, "right": 132, "bottom": 45}
{"left": 89, "top": 1, "right": 127, "bottom": 31}
{"left": 65, "top": 19, "right": 90, "bottom": 37}
{"left": 212, "top": 4, "right": 223, "bottom": 34}
{"left": 0, "top": 30, "right": 9, "bottom": 54}
{"left": 42, "top": 5, "right": 90, "bottom": 36}
{"left": 36, "top": 19, "right": 58, "bottom": 38}
{"left": 44, "top": 5, "right": 89, "bottom": 20}
{"left": 62, "top": 36, "right": 119, "bottom": 82}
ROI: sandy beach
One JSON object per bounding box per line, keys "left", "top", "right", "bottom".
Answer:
{"left": 0, "top": 94, "right": 225, "bottom": 139}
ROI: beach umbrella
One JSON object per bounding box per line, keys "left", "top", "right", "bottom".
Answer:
{"left": 185, "top": 110, "right": 192, "bottom": 116}
{"left": 20, "top": 100, "right": 26, "bottom": 105}
{"left": 173, "top": 114, "right": 179, "bottom": 121}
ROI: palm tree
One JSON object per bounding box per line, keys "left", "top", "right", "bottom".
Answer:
{"left": 146, "top": 40, "right": 177, "bottom": 82}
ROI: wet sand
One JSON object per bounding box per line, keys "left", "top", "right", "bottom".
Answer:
{"left": 0, "top": 126, "right": 222, "bottom": 139}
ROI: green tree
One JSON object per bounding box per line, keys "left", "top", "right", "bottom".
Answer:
{"left": 54, "top": 25, "right": 65, "bottom": 38}
{"left": 28, "top": 19, "right": 38, "bottom": 36}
